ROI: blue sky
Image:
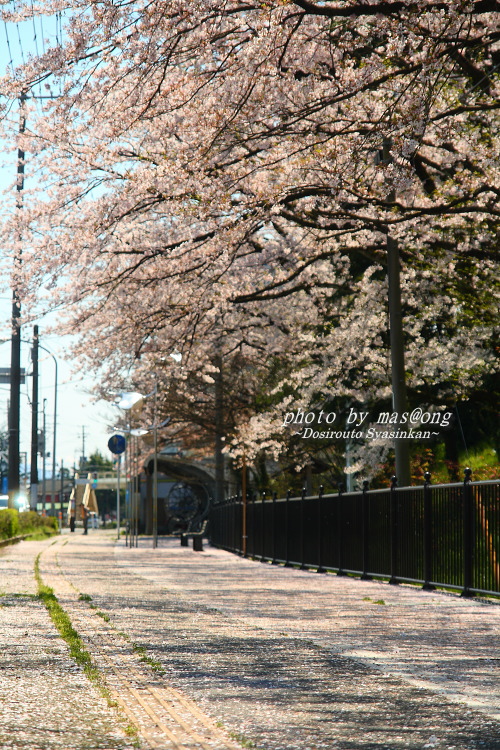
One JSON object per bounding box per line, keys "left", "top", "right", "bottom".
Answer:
{"left": 1, "top": 11, "right": 118, "bottom": 475}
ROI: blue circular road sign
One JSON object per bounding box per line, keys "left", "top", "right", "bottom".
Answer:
{"left": 108, "top": 434, "right": 126, "bottom": 455}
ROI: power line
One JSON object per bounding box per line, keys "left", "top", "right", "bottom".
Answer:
{"left": 30, "top": 0, "right": 39, "bottom": 58}
{"left": 40, "top": 14, "right": 46, "bottom": 55}
{"left": 29, "top": 0, "right": 44, "bottom": 98}
{"left": 3, "top": 21, "right": 13, "bottom": 69}
{"left": 16, "top": 23, "right": 26, "bottom": 65}
{"left": 56, "top": 10, "right": 62, "bottom": 48}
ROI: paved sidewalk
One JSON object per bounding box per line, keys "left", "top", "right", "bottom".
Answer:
{"left": 0, "top": 538, "right": 134, "bottom": 749}
{"left": 125, "top": 537, "right": 500, "bottom": 722}
{"left": 1, "top": 531, "right": 499, "bottom": 750}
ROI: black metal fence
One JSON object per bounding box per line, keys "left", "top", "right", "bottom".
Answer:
{"left": 209, "top": 474, "right": 500, "bottom": 598}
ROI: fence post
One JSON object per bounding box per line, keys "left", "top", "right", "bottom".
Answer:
{"left": 422, "top": 472, "right": 435, "bottom": 590}
{"left": 260, "top": 491, "right": 267, "bottom": 562}
{"left": 241, "top": 455, "right": 247, "bottom": 557}
{"left": 389, "top": 475, "right": 400, "bottom": 585}
{"left": 284, "top": 489, "right": 292, "bottom": 567}
{"left": 461, "top": 467, "right": 475, "bottom": 597}
{"left": 337, "top": 482, "right": 346, "bottom": 576}
{"left": 272, "top": 491, "right": 279, "bottom": 564}
{"left": 361, "top": 480, "right": 372, "bottom": 580}
{"left": 317, "top": 485, "right": 326, "bottom": 573}
{"left": 235, "top": 492, "right": 241, "bottom": 555}
{"left": 300, "top": 486, "right": 307, "bottom": 570}
{"left": 251, "top": 492, "right": 256, "bottom": 559}
{"left": 241, "top": 489, "right": 247, "bottom": 558}
{"left": 232, "top": 494, "right": 236, "bottom": 552}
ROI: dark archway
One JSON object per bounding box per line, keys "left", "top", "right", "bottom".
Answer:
{"left": 142, "top": 456, "right": 215, "bottom": 534}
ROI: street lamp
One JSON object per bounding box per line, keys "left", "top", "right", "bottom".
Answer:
{"left": 115, "top": 392, "right": 144, "bottom": 410}
{"left": 38, "top": 344, "right": 58, "bottom": 516}
{"left": 42, "top": 398, "right": 47, "bottom": 512}
{"left": 0, "top": 332, "right": 59, "bottom": 513}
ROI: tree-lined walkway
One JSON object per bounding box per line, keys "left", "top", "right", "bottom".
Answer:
{"left": 1, "top": 531, "right": 499, "bottom": 749}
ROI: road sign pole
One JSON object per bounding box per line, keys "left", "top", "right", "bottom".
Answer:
{"left": 108, "top": 434, "right": 126, "bottom": 542}
{"left": 116, "top": 454, "right": 121, "bottom": 540}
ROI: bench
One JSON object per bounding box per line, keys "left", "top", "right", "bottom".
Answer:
{"left": 179, "top": 519, "right": 209, "bottom": 551}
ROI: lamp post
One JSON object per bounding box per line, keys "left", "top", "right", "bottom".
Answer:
{"left": 38, "top": 344, "right": 58, "bottom": 515}
{"left": 122, "top": 431, "right": 130, "bottom": 547}
{"left": 0, "top": 331, "right": 44, "bottom": 508}
{"left": 42, "top": 398, "right": 47, "bottom": 512}
{"left": 132, "top": 430, "right": 141, "bottom": 547}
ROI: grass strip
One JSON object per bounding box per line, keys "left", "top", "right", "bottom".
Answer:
{"left": 34, "top": 552, "right": 140, "bottom": 746}
{"left": 229, "top": 731, "right": 265, "bottom": 749}
{"left": 132, "top": 644, "right": 166, "bottom": 676}
{"left": 76, "top": 595, "right": 164, "bottom": 677}
{"left": 34, "top": 552, "right": 100, "bottom": 683}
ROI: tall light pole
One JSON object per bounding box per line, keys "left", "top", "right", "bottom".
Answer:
{"left": 2, "top": 330, "right": 57, "bottom": 511}
{"left": 42, "top": 398, "right": 47, "bottom": 512}
{"left": 38, "top": 344, "right": 58, "bottom": 515}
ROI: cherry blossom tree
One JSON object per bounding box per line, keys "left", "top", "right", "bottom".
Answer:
{"left": 0, "top": 0, "right": 498, "bottom": 479}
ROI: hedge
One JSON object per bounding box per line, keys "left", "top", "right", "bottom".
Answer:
{"left": 0, "top": 509, "right": 58, "bottom": 540}
{"left": 0, "top": 509, "right": 20, "bottom": 540}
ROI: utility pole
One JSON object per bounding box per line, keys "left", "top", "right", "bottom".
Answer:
{"left": 8, "top": 92, "right": 27, "bottom": 507}
{"left": 30, "top": 325, "right": 39, "bottom": 510}
{"left": 81, "top": 426, "right": 87, "bottom": 468}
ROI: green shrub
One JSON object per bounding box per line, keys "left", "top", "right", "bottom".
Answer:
{"left": 18, "top": 510, "right": 43, "bottom": 532}
{"left": 0, "top": 509, "right": 20, "bottom": 540}
{"left": 44, "top": 516, "right": 59, "bottom": 532}
{"left": 18, "top": 511, "right": 58, "bottom": 535}
{"left": 0, "top": 510, "right": 58, "bottom": 541}
{"left": 0, "top": 511, "right": 59, "bottom": 541}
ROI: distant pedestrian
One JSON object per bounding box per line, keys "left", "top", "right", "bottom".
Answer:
{"left": 81, "top": 504, "right": 88, "bottom": 535}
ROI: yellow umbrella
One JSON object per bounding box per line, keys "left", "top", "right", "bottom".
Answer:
{"left": 82, "top": 473, "right": 99, "bottom": 514}
{"left": 69, "top": 473, "right": 86, "bottom": 520}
